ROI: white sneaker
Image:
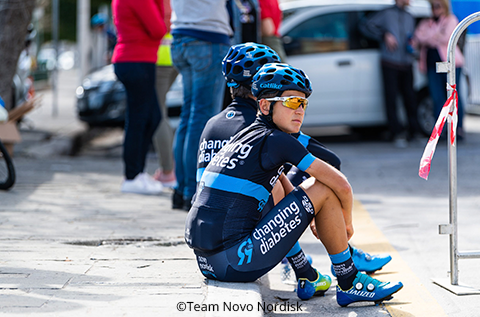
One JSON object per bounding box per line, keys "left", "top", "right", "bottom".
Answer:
{"left": 121, "top": 173, "right": 163, "bottom": 195}
{"left": 142, "top": 173, "right": 164, "bottom": 192}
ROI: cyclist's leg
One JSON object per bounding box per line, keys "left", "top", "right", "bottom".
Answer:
{"left": 194, "top": 187, "right": 316, "bottom": 282}
{"left": 270, "top": 176, "right": 321, "bottom": 282}
{"left": 289, "top": 167, "right": 392, "bottom": 275}
{"left": 300, "top": 178, "right": 403, "bottom": 306}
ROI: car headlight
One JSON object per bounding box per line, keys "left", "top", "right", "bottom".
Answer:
{"left": 76, "top": 86, "right": 84, "bottom": 98}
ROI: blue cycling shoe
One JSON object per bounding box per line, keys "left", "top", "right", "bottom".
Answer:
{"left": 331, "top": 247, "right": 392, "bottom": 276}
{"left": 336, "top": 272, "right": 403, "bottom": 307}
{"left": 296, "top": 269, "right": 332, "bottom": 300}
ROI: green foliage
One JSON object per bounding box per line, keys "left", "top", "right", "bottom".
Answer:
{"left": 43, "top": 0, "right": 112, "bottom": 42}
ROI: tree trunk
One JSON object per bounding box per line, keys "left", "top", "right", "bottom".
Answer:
{"left": 0, "top": 0, "right": 36, "bottom": 110}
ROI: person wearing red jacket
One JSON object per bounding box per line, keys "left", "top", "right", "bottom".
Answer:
{"left": 259, "top": 0, "right": 287, "bottom": 62}
{"left": 112, "top": 0, "right": 167, "bottom": 194}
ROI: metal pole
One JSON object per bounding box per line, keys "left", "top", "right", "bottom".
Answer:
{"left": 77, "top": 0, "right": 91, "bottom": 86}
{"left": 52, "top": 0, "right": 59, "bottom": 117}
{"left": 444, "top": 11, "right": 480, "bottom": 286}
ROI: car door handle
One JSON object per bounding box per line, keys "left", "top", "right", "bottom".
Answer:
{"left": 337, "top": 60, "right": 351, "bottom": 67}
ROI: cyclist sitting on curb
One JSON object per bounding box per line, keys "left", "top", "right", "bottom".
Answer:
{"left": 185, "top": 62, "right": 403, "bottom": 306}
{"left": 197, "top": 43, "right": 392, "bottom": 295}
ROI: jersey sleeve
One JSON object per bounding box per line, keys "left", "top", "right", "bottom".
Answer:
{"left": 293, "top": 132, "right": 341, "bottom": 170}
{"left": 262, "top": 131, "right": 315, "bottom": 172}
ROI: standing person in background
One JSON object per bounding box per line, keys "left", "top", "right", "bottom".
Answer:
{"left": 170, "top": 0, "right": 232, "bottom": 211}
{"left": 90, "top": 13, "right": 109, "bottom": 71}
{"left": 258, "top": 0, "right": 287, "bottom": 62}
{"left": 359, "top": 0, "right": 420, "bottom": 148}
{"left": 222, "top": 0, "right": 261, "bottom": 108}
{"left": 413, "top": 0, "right": 465, "bottom": 140}
{"left": 112, "top": 0, "right": 166, "bottom": 195}
{"left": 153, "top": 0, "right": 178, "bottom": 188}
{"left": 230, "top": 0, "right": 261, "bottom": 44}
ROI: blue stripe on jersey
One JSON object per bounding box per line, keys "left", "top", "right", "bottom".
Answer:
{"left": 201, "top": 171, "right": 270, "bottom": 203}
{"left": 297, "top": 153, "right": 315, "bottom": 171}
{"left": 297, "top": 132, "right": 310, "bottom": 148}
{"left": 197, "top": 168, "right": 205, "bottom": 182}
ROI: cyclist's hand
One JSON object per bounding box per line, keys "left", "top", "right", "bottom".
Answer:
{"left": 346, "top": 223, "right": 354, "bottom": 241}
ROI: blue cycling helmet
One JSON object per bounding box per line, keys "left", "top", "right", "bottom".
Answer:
{"left": 251, "top": 63, "right": 312, "bottom": 98}
{"left": 222, "top": 42, "right": 281, "bottom": 88}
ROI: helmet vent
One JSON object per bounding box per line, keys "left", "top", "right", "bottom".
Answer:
{"left": 244, "top": 61, "right": 254, "bottom": 68}
{"left": 233, "top": 65, "right": 243, "bottom": 74}
{"left": 283, "top": 75, "right": 294, "bottom": 82}
{"left": 254, "top": 52, "right": 265, "bottom": 58}
{"left": 264, "top": 74, "right": 274, "bottom": 81}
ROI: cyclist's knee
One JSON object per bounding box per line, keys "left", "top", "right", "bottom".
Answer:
{"left": 300, "top": 178, "right": 336, "bottom": 212}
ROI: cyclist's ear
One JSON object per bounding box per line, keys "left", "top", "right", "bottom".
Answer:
{"left": 258, "top": 99, "right": 270, "bottom": 116}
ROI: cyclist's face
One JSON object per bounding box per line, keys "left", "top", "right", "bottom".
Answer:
{"left": 270, "top": 90, "right": 306, "bottom": 134}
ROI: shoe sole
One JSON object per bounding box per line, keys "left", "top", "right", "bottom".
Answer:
{"left": 338, "top": 285, "right": 403, "bottom": 307}
{"left": 365, "top": 267, "right": 382, "bottom": 275}
{"left": 313, "top": 290, "right": 328, "bottom": 297}
{"left": 158, "top": 180, "right": 177, "bottom": 188}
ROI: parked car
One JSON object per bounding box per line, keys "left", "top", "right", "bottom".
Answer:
{"left": 76, "top": 64, "right": 182, "bottom": 127}
{"left": 78, "top": 0, "right": 437, "bottom": 135}
{"left": 279, "top": 0, "right": 435, "bottom": 136}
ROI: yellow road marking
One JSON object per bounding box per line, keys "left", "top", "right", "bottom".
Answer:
{"left": 351, "top": 200, "right": 447, "bottom": 317}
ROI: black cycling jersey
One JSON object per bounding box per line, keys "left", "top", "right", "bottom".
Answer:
{"left": 291, "top": 132, "right": 341, "bottom": 170}
{"left": 196, "top": 97, "right": 341, "bottom": 182}
{"left": 197, "top": 97, "right": 258, "bottom": 182}
{"left": 186, "top": 115, "right": 316, "bottom": 254}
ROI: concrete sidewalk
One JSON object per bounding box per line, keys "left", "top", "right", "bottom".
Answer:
{"left": 1, "top": 69, "right": 263, "bottom": 316}
{"left": 0, "top": 156, "right": 262, "bottom": 317}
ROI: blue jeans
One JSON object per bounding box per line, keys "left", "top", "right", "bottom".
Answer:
{"left": 171, "top": 35, "right": 229, "bottom": 200}
{"left": 427, "top": 67, "right": 464, "bottom": 129}
{"left": 114, "top": 62, "right": 161, "bottom": 180}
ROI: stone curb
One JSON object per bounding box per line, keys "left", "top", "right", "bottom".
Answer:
{"left": 205, "top": 280, "right": 263, "bottom": 317}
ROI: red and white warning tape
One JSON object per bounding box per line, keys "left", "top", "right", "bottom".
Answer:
{"left": 419, "top": 84, "right": 458, "bottom": 180}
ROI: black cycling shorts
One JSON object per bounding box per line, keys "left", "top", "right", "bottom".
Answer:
{"left": 194, "top": 187, "right": 315, "bottom": 282}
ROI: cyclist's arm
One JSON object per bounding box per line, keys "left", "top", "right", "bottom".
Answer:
{"left": 305, "top": 158, "right": 353, "bottom": 230}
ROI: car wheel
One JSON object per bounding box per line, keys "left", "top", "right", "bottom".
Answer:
{"left": 417, "top": 89, "right": 435, "bottom": 137}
